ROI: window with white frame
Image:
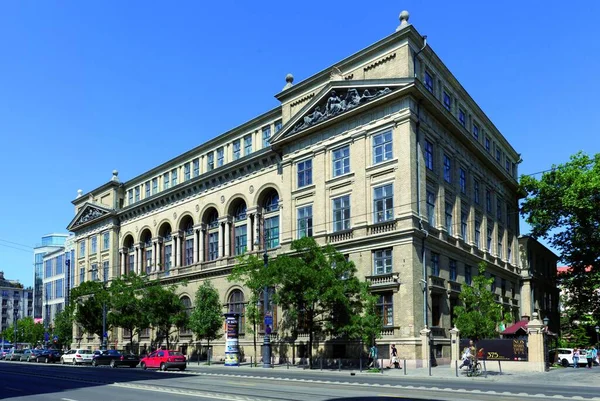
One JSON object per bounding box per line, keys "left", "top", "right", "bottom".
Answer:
{"left": 426, "top": 190, "right": 436, "bottom": 226}
{"left": 234, "top": 225, "right": 247, "bottom": 256}
{"left": 445, "top": 200, "right": 453, "bottom": 235}
{"left": 244, "top": 135, "right": 252, "bottom": 156}
{"left": 91, "top": 236, "right": 97, "bottom": 254}
{"left": 208, "top": 232, "right": 218, "bottom": 261}
{"left": 372, "top": 131, "right": 393, "bottom": 164}
{"left": 460, "top": 210, "right": 468, "bottom": 242}
{"left": 184, "top": 163, "right": 190, "bottom": 181}
{"left": 297, "top": 205, "right": 313, "bottom": 238}
{"left": 207, "top": 152, "right": 214, "bottom": 171}
{"left": 145, "top": 181, "right": 150, "bottom": 198}
{"left": 91, "top": 263, "right": 98, "bottom": 281}
{"left": 497, "top": 227, "right": 504, "bottom": 258}
{"left": 233, "top": 140, "right": 241, "bottom": 160}
{"left": 164, "top": 172, "right": 171, "bottom": 190}
{"left": 152, "top": 178, "right": 158, "bottom": 195}
{"left": 264, "top": 216, "right": 279, "bottom": 249}
{"left": 103, "top": 232, "right": 110, "bottom": 250}
{"left": 79, "top": 241, "right": 85, "bottom": 257}
{"left": 135, "top": 186, "right": 140, "bottom": 202}
{"left": 373, "top": 249, "right": 392, "bottom": 275}
{"left": 487, "top": 223, "right": 493, "bottom": 252}
{"left": 297, "top": 159, "right": 312, "bottom": 188}
{"left": 443, "top": 91, "right": 452, "bottom": 111}
{"left": 262, "top": 126, "right": 271, "bottom": 148}
{"left": 193, "top": 158, "right": 200, "bottom": 177}
{"left": 127, "top": 189, "right": 133, "bottom": 205}
{"left": 275, "top": 120, "right": 282, "bottom": 133}
{"left": 507, "top": 238, "right": 513, "bottom": 263}
{"left": 373, "top": 184, "right": 393, "bottom": 223}
{"left": 332, "top": 145, "right": 350, "bottom": 177}
{"left": 217, "top": 147, "right": 224, "bottom": 167}
{"left": 430, "top": 252, "right": 440, "bottom": 276}
{"left": 458, "top": 109, "right": 466, "bottom": 127}
{"left": 424, "top": 71, "right": 434, "bottom": 92}
{"left": 332, "top": 195, "right": 351, "bottom": 232}
{"left": 376, "top": 293, "right": 393, "bottom": 326}
{"left": 171, "top": 169, "right": 178, "bottom": 186}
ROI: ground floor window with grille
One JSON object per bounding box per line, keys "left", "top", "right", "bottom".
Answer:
{"left": 264, "top": 216, "right": 279, "bottom": 249}
{"left": 376, "top": 293, "right": 393, "bottom": 327}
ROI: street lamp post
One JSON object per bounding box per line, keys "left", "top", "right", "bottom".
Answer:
{"left": 543, "top": 316, "right": 550, "bottom": 371}
{"left": 262, "top": 250, "right": 271, "bottom": 368}
{"left": 595, "top": 326, "right": 599, "bottom": 348}
{"left": 13, "top": 308, "right": 18, "bottom": 348}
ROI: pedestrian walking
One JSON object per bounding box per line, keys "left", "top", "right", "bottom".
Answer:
{"left": 592, "top": 346, "right": 598, "bottom": 366}
{"left": 389, "top": 344, "right": 400, "bottom": 369}
{"left": 573, "top": 348, "right": 580, "bottom": 368}
{"left": 368, "top": 344, "right": 378, "bottom": 368}
{"left": 585, "top": 346, "right": 594, "bottom": 368}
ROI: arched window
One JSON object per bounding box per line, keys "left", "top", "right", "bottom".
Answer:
{"left": 262, "top": 190, "right": 280, "bottom": 249}
{"left": 234, "top": 203, "right": 247, "bottom": 221}
{"left": 228, "top": 290, "right": 245, "bottom": 335}
{"left": 263, "top": 192, "right": 279, "bottom": 213}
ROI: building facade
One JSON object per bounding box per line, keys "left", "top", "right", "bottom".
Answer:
{"left": 0, "top": 271, "right": 33, "bottom": 334}
{"left": 41, "top": 236, "right": 75, "bottom": 328}
{"left": 33, "top": 234, "right": 69, "bottom": 320}
{"left": 67, "top": 12, "right": 522, "bottom": 363}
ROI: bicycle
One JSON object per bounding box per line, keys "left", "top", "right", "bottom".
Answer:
{"left": 466, "top": 360, "right": 482, "bottom": 377}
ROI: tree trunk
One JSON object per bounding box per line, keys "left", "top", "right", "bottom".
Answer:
{"left": 253, "top": 320, "right": 257, "bottom": 367}
{"left": 166, "top": 328, "right": 170, "bottom": 350}
{"left": 130, "top": 330, "right": 134, "bottom": 353}
{"left": 308, "top": 307, "right": 314, "bottom": 369}
{"left": 207, "top": 339, "right": 211, "bottom": 366}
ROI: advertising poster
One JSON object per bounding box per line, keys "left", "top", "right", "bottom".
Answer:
{"left": 224, "top": 312, "right": 240, "bottom": 366}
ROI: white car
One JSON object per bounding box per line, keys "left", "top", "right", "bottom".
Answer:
{"left": 551, "top": 348, "right": 586, "bottom": 367}
{"left": 60, "top": 349, "right": 94, "bottom": 365}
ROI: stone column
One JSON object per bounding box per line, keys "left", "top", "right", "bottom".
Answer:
{"left": 218, "top": 222, "right": 224, "bottom": 259}
{"left": 246, "top": 213, "right": 254, "bottom": 253}
{"left": 224, "top": 219, "right": 231, "bottom": 258}
{"left": 119, "top": 249, "right": 126, "bottom": 276}
{"left": 527, "top": 312, "right": 546, "bottom": 372}
{"left": 133, "top": 245, "right": 139, "bottom": 275}
{"left": 173, "top": 234, "right": 180, "bottom": 267}
{"left": 199, "top": 226, "right": 205, "bottom": 263}
{"left": 420, "top": 327, "right": 431, "bottom": 369}
{"left": 449, "top": 326, "right": 460, "bottom": 367}
{"left": 193, "top": 228, "right": 200, "bottom": 264}
{"left": 152, "top": 239, "right": 159, "bottom": 272}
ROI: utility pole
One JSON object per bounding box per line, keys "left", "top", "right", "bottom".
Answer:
{"left": 262, "top": 250, "right": 271, "bottom": 368}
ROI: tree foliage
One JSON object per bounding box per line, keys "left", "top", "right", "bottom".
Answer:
{"left": 520, "top": 151, "right": 600, "bottom": 321}
{"left": 108, "top": 272, "right": 149, "bottom": 347}
{"left": 189, "top": 281, "right": 222, "bottom": 355}
{"left": 1, "top": 317, "right": 45, "bottom": 345}
{"left": 53, "top": 304, "right": 75, "bottom": 348}
{"left": 144, "top": 281, "right": 187, "bottom": 349}
{"left": 231, "top": 237, "right": 380, "bottom": 367}
{"left": 453, "top": 262, "right": 502, "bottom": 341}
{"left": 71, "top": 280, "right": 110, "bottom": 339}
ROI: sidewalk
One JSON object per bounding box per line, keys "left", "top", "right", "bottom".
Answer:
{"left": 184, "top": 361, "right": 600, "bottom": 386}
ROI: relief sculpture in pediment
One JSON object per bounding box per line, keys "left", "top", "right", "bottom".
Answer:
{"left": 73, "top": 207, "right": 107, "bottom": 227}
{"left": 292, "top": 87, "right": 392, "bottom": 134}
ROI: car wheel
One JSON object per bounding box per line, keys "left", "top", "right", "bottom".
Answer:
{"left": 562, "top": 359, "right": 569, "bottom": 367}
{"left": 72, "top": 359, "right": 77, "bottom": 366}
{"left": 92, "top": 359, "right": 98, "bottom": 367}
{"left": 45, "top": 357, "right": 50, "bottom": 364}
{"left": 160, "top": 363, "right": 166, "bottom": 371}
{"left": 140, "top": 362, "right": 147, "bottom": 370}
{"left": 60, "top": 357, "right": 65, "bottom": 364}
{"left": 110, "top": 360, "right": 116, "bottom": 368}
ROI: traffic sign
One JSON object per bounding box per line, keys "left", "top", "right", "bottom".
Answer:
{"left": 264, "top": 315, "right": 273, "bottom": 326}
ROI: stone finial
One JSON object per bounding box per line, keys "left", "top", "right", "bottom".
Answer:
{"left": 76, "top": 189, "right": 83, "bottom": 198}
{"left": 111, "top": 169, "right": 119, "bottom": 182}
{"left": 283, "top": 73, "right": 294, "bottom": 90}
{"left": 396, "top": 10, "right": 410, "bottom": 32}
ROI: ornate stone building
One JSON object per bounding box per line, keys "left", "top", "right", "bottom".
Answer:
{"left": 67, "top": 11, "right": 522, "bottom": 364}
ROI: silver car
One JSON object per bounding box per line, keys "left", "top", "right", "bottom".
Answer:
{"left": 60, "top": 349, "right": 94, "bottom": 365}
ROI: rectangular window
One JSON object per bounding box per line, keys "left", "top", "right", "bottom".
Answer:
{"left": 193, "top": 158, "right": 200, "bottom": 177}
{"left": 460, "top": 210, "right": 468, "bottom": 242}
{"left": 134, "top": 186, "right": 140, "bottom": 202}
{"left": 184, "top": 163, "right": 191, "bottom": 181}
{"left": 443, "top": 91, "right": 452, "bottom": 111}
{"left": 152, "top": 178, "right": 158, "bottom": 195}
{"left": 458, "top": 109, "right": 466, "bottom": 127}
{"left": 373, "top": 184, "right": 394, "bottom": 223}
{"left": 91, "top": 236, "right": 97, "bottom": 254}
{"left": 443, "top": 154, "right": 452, "bottom": 183}
{"left": 244, "top": 135, "right": 252, "bottom": 156}
{"left": 475, "top": 219, "right": 481, "bottom": 248}
{"left": 91, "top": 263, "right": 98, "bottom": 282}
{"left": 128, "top": 254, "right": 134, "bottom": 273}
{"left": 44, "top": 260, "right": 52, "bottom": 278}
{"left": 497, "top": 227, "right": 504, "bottom": 258}
{"left": 128, "top": 189, "right": 133, "bottom": 205}
{"left": 501, "top": 278, "right": 507, "bottom": 295}
{"left": 233, "top": 140, "right": 241, "bottom": 160}
{"left": 474, "top": 180, "right": 480, "bottom": 204}
{"left": 171, "top": 169, "right": 178, "bottom": 186}
{"left": 332, "top": 195, "right": 351, "bottom": 232}
{"left": 505, "top": 159, "right": 510, "bottom": 172}
{"left": 185, "top": 239, "right": 193, "bottom": 266}
{"left": 426, "top": 190, "right": 436, "bottom": 226}
{"left": 497, "top": 197, "right": 503, "bottom": 220}
{"left": 79, "top": 267, "right": 85, "bottom": 284}
{"left": 485, "top": 137, "right": 490, "bottom": 152}
{"left": 79, "top": 241, "right": 85, "bottom": 257}
{"left": 207, "top": 153, "right": 214, "bottom": 171}
{"left": 56, "top": 255, "right": 63, "bottom": 275}
{"left": 373, "top": 249, "right": 392, "bottom": 275}
{"left": 102, "top": 232, "right": 110, "bottom": 251}
{"left": 465, "top": 265, "right": 472, "bottom": 285}
{"left": 472, "top": 123, "right": 479, "bottom": 140}
{"left": 55, "top": 279, "right": 64, "bottom": 298}
{"left": 262, "top": 126, "right": 271, "bottom": 148}
{"left": 424, "top": 140, "right": 433, "bottom": 170}
{"left": 164, "top": 245, "right": 172, "bottom": 274}
{"left": 445, "top": 201, "right": 453, "bottom": 236}
{"left": 332, "top": 145, "right": 350, "bottom": 177}
{"left": 507, "top": 238, "right": 513, "bottom": 263}
{"left": 145, "top": 181, "right": 150, "bottom": 198}
{"left": 486, "top": 189, "right": 492, "bottom": 213}
{"left": 377, "top": 293, "right": 393, "bottom": 326}
{"left": 424, "top": 71, "right": 434, "bottom": 93}
{"left": 275, "top": 120, "right": 282, "bottom": 133}
{"left": 264, "top": 216, "right": 279, "bottom": 249}
{"left": 102, "top": 261, "right": 109, "bottom": 282}
{"left": 217, "top": 147, "right": 224, "bottom": 167}
{"left": 234, "top": 225, "right": 247, "bottom": 256}
{"left": 491, "top": 275, "right": 497, "bottom": 293}
{"left": 449, "top": 259, "right": 457, "bottom": 281}
{"left": 163, "top": 172, "right": 170, "bottom": 190}
{"left": 297, "top": 159, "right": 313, "bottom": 188}
{"left": 495, "top": 145, "right": 501, "bottom": 162}
{"left": 459, "top": 168, "right": 466, "bottom": 194}
{"left": 372, "top": 131, "right": 393, "bottom": 164}
{"left": 297, "top": 205, "right": 313, "bottom": 238}
{"left": 208, "top": 233, "right": 218, "bottom": 261}
{"left": 430, "top": 252, "right": 440, "bottom": 276}
{"left": 487, "top": 224, "right": 493, "bottom": 252}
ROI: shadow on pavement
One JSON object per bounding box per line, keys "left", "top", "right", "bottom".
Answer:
{"left": 327, "top": 398, "right": 444, "bottom": 401}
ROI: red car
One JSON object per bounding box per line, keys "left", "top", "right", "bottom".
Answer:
{"left": 140, "top": 350, "right": 186, "bottom": 371}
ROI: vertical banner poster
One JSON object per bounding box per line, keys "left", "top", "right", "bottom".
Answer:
{"left": 224, "top": 312, "right": 240, "bottom": 366}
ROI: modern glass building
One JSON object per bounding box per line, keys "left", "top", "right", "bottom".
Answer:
{"left": 33, "top": 234, "right": 69, "bottom": 320}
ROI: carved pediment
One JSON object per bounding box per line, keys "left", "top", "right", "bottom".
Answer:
{"left": 68, "top": 203, "right": 113, "bottom": 231}
{"left": 292, "top": 86, "right": 392, "bottom": 134}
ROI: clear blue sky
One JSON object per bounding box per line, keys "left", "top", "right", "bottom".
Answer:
{"left": 1, "top": 1, "right": 598, "bottom": 286}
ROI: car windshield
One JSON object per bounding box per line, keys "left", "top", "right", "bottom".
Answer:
{"left": 77, "top": 350, "right": 93, "bottom": 354}
{"left": 106, "top": 350, "right": 121, "bottom": 355}
{"left": 169, "top": 351, "right": 184, "bottom": 356}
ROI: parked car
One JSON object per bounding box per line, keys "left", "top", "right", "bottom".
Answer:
{"left": 36, "top": 349, "right": 62, "bottom": 363}
{"left": 6, "top": 349, "right": 24, "bottom": 361}
{"left": 60, "top": 349, "right": 94, "bottom": 365}
{"left": 550, "top": 348, "right": 587, "bottom": 367}
{"left": 20, "top": 349, "right": 42, "bottom": 362}
{"left": 0, "top": 348, "right": 10, "bottom": 360}
{"left": 92, "top": 350, "right": 139, "bottom": 368}
{"left": 140, "top": 350, "right": 186, "bottom": 371}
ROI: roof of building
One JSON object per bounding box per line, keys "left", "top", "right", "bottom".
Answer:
{"left": 500, "top": 319, "right": 529, "bottom": 335}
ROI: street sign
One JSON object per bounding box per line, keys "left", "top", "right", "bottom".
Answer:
{"left": 264, "top": 315, "right": 273, "bottom": 326}
{"left": 44, "top": 332, "right": 49, "bottom": 341}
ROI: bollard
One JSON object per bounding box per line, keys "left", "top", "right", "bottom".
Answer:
{"left": 271, "top": 355, "right": 274, "bottom": 369}
{"left": 320, "top": 357, "right": 323, "bottom": 371}
{"left": 360, "top": 356, "right": 362, "bottom": 372}
{"left": 428, "top": 358, "right": 432, "bottom": 377}
{"left": 498, "top": 360, "right": 502, "bottom": 374}
{"left": 380, "top": 358, "right": 383, "bottom": 374}
{"left": 403, "top": 359, "right": 407, "bottom": 375}
{"left": 287, "top": 361, "right": 289, "bottom": 370}
{"left": 483, "top": 360, "right": 487, "bottom": 378}
{"left": 250, "top": 356, "right": 252, "bottom": 368}
{"left": 455, "top": 360, "right": 458, "bottom": 377}
{"left": 338, "top": 359, "right": 341, "bottom": 372}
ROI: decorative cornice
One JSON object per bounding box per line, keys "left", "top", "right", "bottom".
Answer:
{"left": 363, "top": 53, "right": 396, "bottom": 72}
{"left": 290, "top": 93, "right": 315, "bottom": 108}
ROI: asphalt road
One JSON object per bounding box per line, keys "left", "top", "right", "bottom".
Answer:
{"left": 0, "top": 360, "right": 598, "bottom": 401}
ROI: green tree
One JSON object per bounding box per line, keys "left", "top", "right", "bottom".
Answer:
{"left": 4, "top": 317, "right": 45, "bottom": 346}
{"left": 143, "top": 280, "right": 187, "bottom": 350}
{"left": 453, "top": 262, "right": 502, "bottom": 341}
{"left": 53, "top": 304, "right": 75, "bottom": 348}
{"left": 108, "top": 272, "right": 149, "bottom": 350}
{"left": 520, "top": 152, "right": 600, "bottom": 321}
{"left": 188, "top": 281, "right": 222, "bottom": 364}
{"left": 231, "top": 237, "right": 374, "bottom": 368}
{"left": 71, "top": 280, "right": 110, "bottom": 341}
